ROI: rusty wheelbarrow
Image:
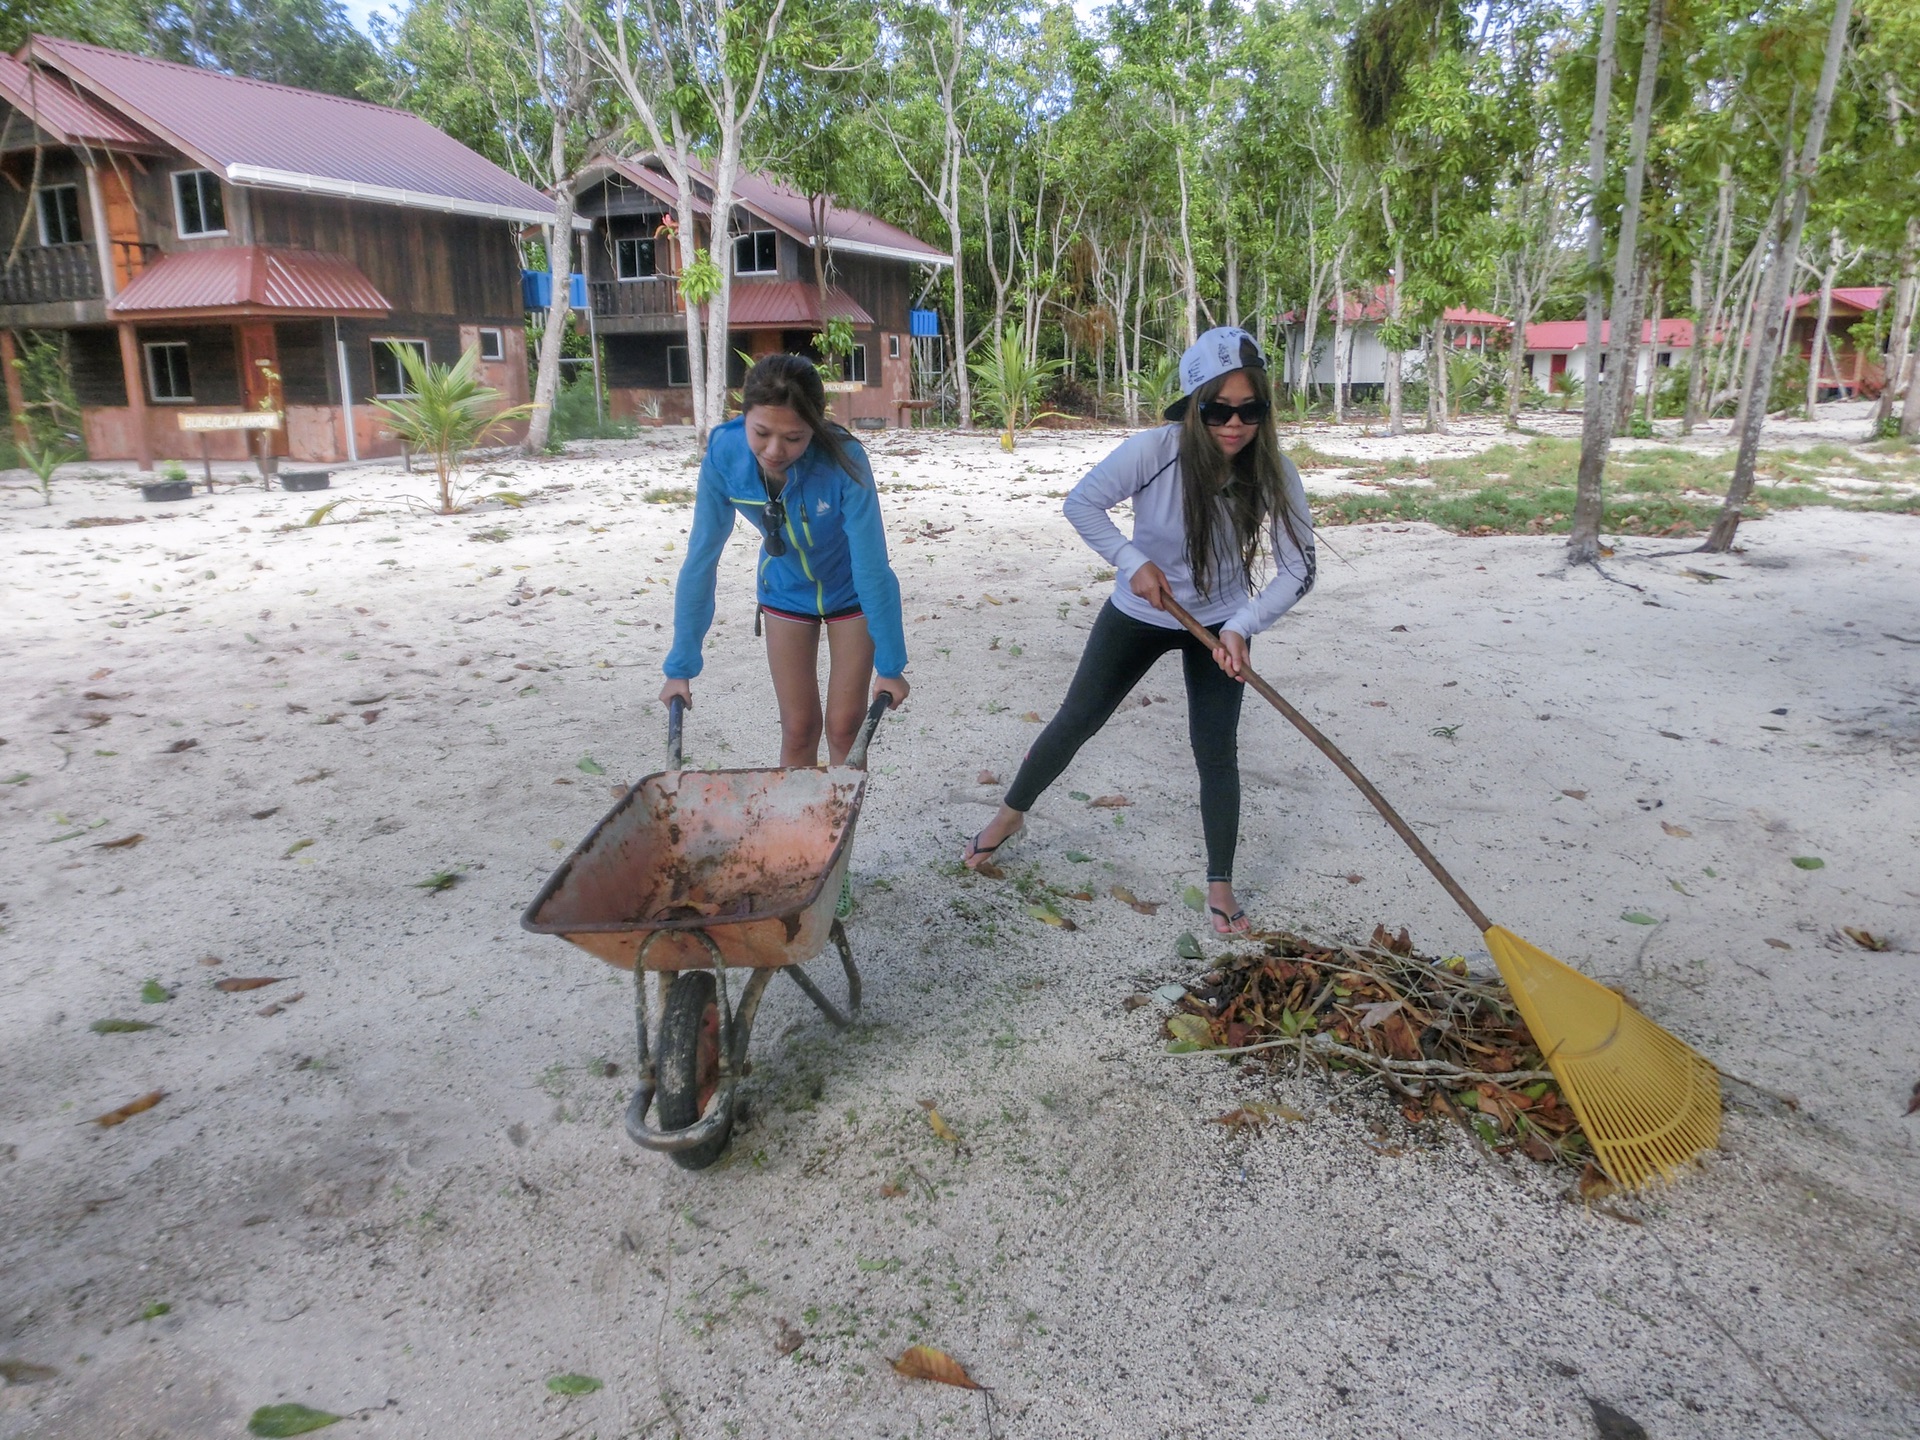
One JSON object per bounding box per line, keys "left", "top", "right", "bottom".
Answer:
{"left": 521, "top": 694, "right": 888, "bottom": 1169}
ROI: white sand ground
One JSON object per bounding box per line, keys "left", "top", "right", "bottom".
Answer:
{"left": 1, "top": 406, "right": 1916, "bottom": 1440}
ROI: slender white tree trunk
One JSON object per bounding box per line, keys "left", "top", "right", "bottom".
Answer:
{"left": 1567, "top": 0, "right": 1624, "bottom": 564}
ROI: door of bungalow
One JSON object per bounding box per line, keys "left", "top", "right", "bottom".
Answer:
{"left": 237, "top": 321, "right": 287, "bottom": 458}
{"left": 97, "top": 166, "right": 148, "bottom": 288}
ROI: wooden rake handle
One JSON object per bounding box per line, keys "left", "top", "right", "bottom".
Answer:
{"left": 1161, "top": 596, "right": 1496, "bottom": 936}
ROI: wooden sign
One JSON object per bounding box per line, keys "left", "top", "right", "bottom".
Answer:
{"left": 177, "top": 411, "right": 282, "bottom": 432}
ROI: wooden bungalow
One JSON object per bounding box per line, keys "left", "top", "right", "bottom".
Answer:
{"left": 0, "top": 37, "right": 555, "bottom": 470}
{"left": 1280, "top": 287, "right": 1510, "bottom": 397}
{"left": 1785, "top": 286, "right": 1888, "bottom": 400}
{"left": 571, "top": 158, "right": 949, "bottom": 427}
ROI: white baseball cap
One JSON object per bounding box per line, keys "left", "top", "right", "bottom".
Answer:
{"left": 1164, "top": 326, "right": 1267, "bottom": 421}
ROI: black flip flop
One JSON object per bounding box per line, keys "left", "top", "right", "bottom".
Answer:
{"left": 1209, "top": 904, "right": 1250, "bottom": 935}
{"left": 963, "top": 826, "right": 1017, "bottom": 868}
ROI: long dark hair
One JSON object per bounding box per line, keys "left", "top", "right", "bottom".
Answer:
{"left": 1175, "top": 339, "right": 1311, "bottom": 598}
{"left": 739, "top": 353, "right": 861, "bottom": 480}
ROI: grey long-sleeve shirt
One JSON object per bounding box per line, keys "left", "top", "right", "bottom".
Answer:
{"left": 1061, "top": 425, "right": 1316, "bottom": 637}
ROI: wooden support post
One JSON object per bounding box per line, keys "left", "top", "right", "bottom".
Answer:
{"left": 0, "top": 329, "right": 28, "bottom": 447}
{"left": 200, "top": 433, "right": 214, "bottom": 490}
{"left": 116, "top": 322, "right": 153, "bottom": 472}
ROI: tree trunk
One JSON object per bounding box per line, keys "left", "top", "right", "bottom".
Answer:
{"left": 1870, "top": 218, "right": 1919, "bottom": 437}
{"left": 1683, "top": 163, "right": 1733, "bottom": 434}
{"left": 1903, "top": 337, "right": 1920, "bottom": 439}
{"left": 1429, "top": 319, "right": 1449, "bottom": 433}
{"left": 1642, "top": 278, "right": 1664, "bottom": 426}
{"left": 1612, "top": 256, "right": 1645, "bottom": 435}
{"left": 1175, "top": 145, "right": 1199, "bottom": 347}
{"left": 1567, "top": 0, "right": 1623, "bottom": 564}
{"left": 1703, "top": 0, "right": 1854, "bottom": 553}
{"left": 1603, "top": 0, "right": 1665, "bottom": 439}
{"left": 1383, "top": 183, "right": 1404, "bottom": 437}
{"left": 1331, "top": 247, "right": 1348, "bottom": 422}
{"left": 1805, "top": 228, "right": 1840, "bottom": 416}
{"left": 524, "top": 179, "right": 577, "bottom": 455}
{"left": 949, "top": 144, "right": 972, "bottom": 429}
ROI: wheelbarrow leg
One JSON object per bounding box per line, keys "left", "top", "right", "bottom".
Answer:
{"left": 784, "top": 919, "right": 862, "bottom": 1029}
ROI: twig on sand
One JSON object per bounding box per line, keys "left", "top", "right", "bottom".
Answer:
{"left": 1165, "top": 1030, "right": 1556, "bottom": 1086}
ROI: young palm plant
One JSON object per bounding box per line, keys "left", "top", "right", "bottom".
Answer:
{"left": 374, "top": 345, "right": 533, "bottom": 515}
{"left": 969, "top": 323, "right": 1064, "bottom": 451}
{"left": 18, "top": 438, "right": 82, "bottom": 506}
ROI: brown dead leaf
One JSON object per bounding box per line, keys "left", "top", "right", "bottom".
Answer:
{"left": 1109, "top": 885, "right": 1158, "bottom": 915}
{"left": 880, "top": 1181, "right": 906, "bottom": 1198}
{"left": 977, "top": 770, "right": 999, "bottom": 785}
{"left": 890, "top": 1345, "right": 983, "bottom": 1390}
{"left": 215, "top": 977, "right": 282, "bottom": 993}
{"left": 88, "top": 668, "right": 112, "bottom": 681}
{"left": 163, "top": 738, "right": 199, "bottom": 753}
{"left": 249, "top": 807, "right": 279, "bottom": 820}
{"left": 91, "top": 833, "right": 145, "bottom": 850}
{"left": 198, "top": 955, "right": 222, "bottom": 967}
{"left": 917, "top": 1100, "right": 961, "bottom": 1144}
{"left": 92, "top": 1090, "right": 165, "bottom": 1128}
{"left": 362, "top": 709, "right": 383, "bottom": 724}
{"left": 257, "top": 991, "right": 303, "bottom": 1017}
{"left": 1660, "top": 822, "right": 1692, "bottom": 838}
{"left": 1764, "top": 938, "right": 1791, "bottom": 950}
{"left": 775, "top": 1319, "right": 805, "bottom": 1356}
{"left": 293, "top": 770, "right": 332, "bottom": 785}
{"left": 83, "top": 691, "right": 130, "bottom": 701}
{"left": 973, "top": 860, "right": 1005, "bottom": 880}
{"left": 1561, "top": 790, "right": 1588, "bottom": 800}
{"left": 1019, "top": 711, "right": 1042, "bottom": 722}
{"left": 1389, "top": 624, "right": 1408, "bottom": 632}
{"left": 1088, "top": 794, "right": 1131, "bottom": 808}
{"left": 1573, "top": 1162, "right": 1617, "bottom": 1203}
{"left": 1367, "top": 700, "right": 1388, "bottom": 708}
{"left": 1120, "top": 994, "right": 1148, "bottom": 1012}
{"left": 1344, "top": 873, "right": 1364, "bottom": 885}
{"left": 1843, "top": 927, "right": 1889, "bottom": 952}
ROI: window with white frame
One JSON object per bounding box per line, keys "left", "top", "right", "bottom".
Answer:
{"left": 840, "top": 345, "right": 867, "bottom": 385}
{"left": 616, "top": 237, "right": 656, "bottom": 280}
{"left": 173, "top": 170, "right": 226, "bottom": 237}
{"left": 732, "top": 229, "right": 777, "bottom": 276}
{"left": 372, "top": 338, "right": 428, "bottom": 398}
{"left": 887, "top": 334, "right": 900, "bottom": 361}
{"left": 666, "top": 346, "right": 690, "bottom": 387}
{"left": 477, "top": 328, "right": 504, "bottom": 362}
{"left": 36, "top": 185, "right": 83, "bottom": 246}
{"left": 145, "top": 341, "right": 192, "bottom": 402}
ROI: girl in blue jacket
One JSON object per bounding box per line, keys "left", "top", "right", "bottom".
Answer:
{"left": 661, "top": 354, "right": 910, "bottom": 773}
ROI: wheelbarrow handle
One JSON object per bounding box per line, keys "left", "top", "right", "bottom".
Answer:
{"left": 845, "top": 693, "right": 891, "bottom": 770}
{"left": 666, "top": 694, "right": 685, "bottom": 771}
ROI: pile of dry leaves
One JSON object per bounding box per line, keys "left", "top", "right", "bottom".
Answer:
{"left": 1165, "top": 926, "right": 1588, "bottom": 1167}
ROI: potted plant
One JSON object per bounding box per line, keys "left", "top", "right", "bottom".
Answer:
{"left": 280, "top": 468, "right": 332, "bottom": 492}
{"left": 142, "top": 460, "right": 194, "bottom": 503}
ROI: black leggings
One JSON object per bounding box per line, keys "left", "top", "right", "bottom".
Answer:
{"left": 1004, "top": 601, "right": 1246, "bottom": 882}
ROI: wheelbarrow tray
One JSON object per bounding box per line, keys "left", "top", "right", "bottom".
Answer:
{"left": 521, "top": 763, "right": 868, "bottom": 972}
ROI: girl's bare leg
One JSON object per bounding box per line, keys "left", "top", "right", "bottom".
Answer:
{"left": 764, "top": 613, "right": 825, "bottom": 767}
{"left": 822, "top": 616, "right": 876, "bottom": 765}
{"left": 962, "top": 803, "right": 1025, "bottom": 868}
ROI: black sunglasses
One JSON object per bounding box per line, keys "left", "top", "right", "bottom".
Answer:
{"left": 761, "top": 493, "right": 788, "bottom": 556}
{"left": 1199, "top": 398, "right": 1271, "bottom": 427}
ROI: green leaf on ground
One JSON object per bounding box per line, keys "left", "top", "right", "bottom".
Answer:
{"left": 577, "top": 756, "right": 605, "bottom": 775}
{"left": 1181, "top": 884, "right": 1205, "bottom": 912}
{"left": 1068, "top": 790, "right": 1090, "bottom": 801}
{"left": 1065, "top": 850, "right": 1093, "bottom": 863}
{"left": 545, "top": 1374, "right": 602, "bottom": 1396}
{"left": 1167, "top": 1014, "right": 1213, "bottom": 1052}
{"left": 1790, "top": 856, "right": 1824, "bottom": 870}
{"left": 1175, "top": 931, "right": 1203, "bottom": 961}
{"left": 138, "top": 1302, "right": 170, "bottom": 1321}
{"left": 283, "top": 838, "right": 314, "bottom": 858}
{"left": 1620, "top": 912, "right": 1658, "bottom": 926}
{"left": 1026, "top": 903, "right": 1076, "bottom": 931}
{"left": 91, "top": 1018, "right": 156, "bottom": 1033}
{"left": 413, "top": 871, "right": 460, "bottom": 893}
{"left": 139, "top": 980, "right": 173, "bottom": 1004}
{"left": 247, "top": 1404, "right": 342, "bottom": 1436}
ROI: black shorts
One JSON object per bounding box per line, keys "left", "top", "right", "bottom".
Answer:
{"left": 758, "top": 602, "right": 864, "bottom": 626}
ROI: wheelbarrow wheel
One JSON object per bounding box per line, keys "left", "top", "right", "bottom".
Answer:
{"left": 655, "top": 970, "right": 733, "bottom": 1170}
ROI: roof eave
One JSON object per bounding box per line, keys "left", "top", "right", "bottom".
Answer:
{"left": 815, "top": 235, "right": 951, "bottom": 268}
{"left": 110, "top": 304, "right": 393, "bottom": 320}
{"left": 226, "top": 164, "right": 555, "bottom": 225}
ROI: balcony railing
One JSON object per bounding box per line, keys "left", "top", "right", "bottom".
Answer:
{"left": 0, "top": 242, "right": 102, "bottom": 305}
{"left": 589, "top": 276, "right": 682, "bottom": 321}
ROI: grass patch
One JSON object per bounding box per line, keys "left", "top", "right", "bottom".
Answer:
{"left": 644, "top": 487, "right": 696, "bottom": 504}
{"left": 1314, "top": 437, "right": 1919, "bottom": 537}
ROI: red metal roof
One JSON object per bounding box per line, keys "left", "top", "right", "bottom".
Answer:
{"left": 723, "top": 281, "right": 873, "bottom": 329}
{"left": 110, "top": 245, "right": 390, "bottom": 318}
{"left": 0, "top": 52, "right": 152, "bottom": 149}
{"left": 1524, "top": 318, "right": 1695, "bottom": 350}
{"left": 1785, "top": 285, "right": 1887, "bottom": 315}
{"left": 729, "top": 171, "right": 948, "bottom": 265}
{"left": 26, "top": 36, "right": 555, "bottom": 225}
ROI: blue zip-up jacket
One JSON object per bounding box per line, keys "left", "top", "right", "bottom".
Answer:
{"left": 664, "top": 417, "right": 908, "bottom": 681}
